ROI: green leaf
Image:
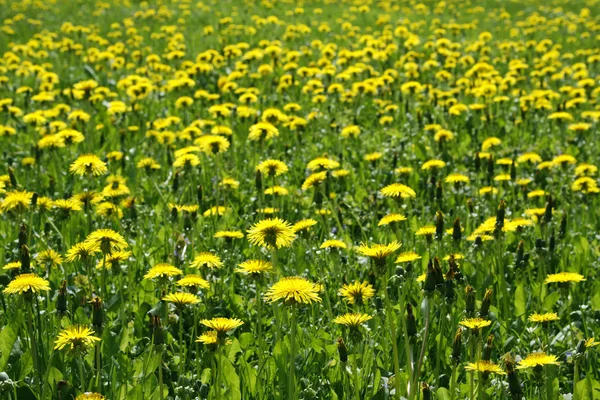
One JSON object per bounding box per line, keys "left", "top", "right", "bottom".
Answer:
{"left": 542, "top": 291, "right": 560, "bottom": 312}
{"left": 238, "top": 332, "right": 254, "bottom": 349}
{"left": 575, "top": 376, "right": 600, "bottom": 400}
{"left": 514, "top": 282, "right": 526, "bottom": 318}
{"left": 436, "top": 387, "right": 451, "bottom": 400}
{"left": 220, "top": 353, "right": 241, "bottom": 400}
{"left": 0, "top": 323, "right": 18, "bottom": 371}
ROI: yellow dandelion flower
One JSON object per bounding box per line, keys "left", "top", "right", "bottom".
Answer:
{"left": 144, "top": 264, "right": 183, "bottom": 280}
{"left": 54, "top": 325, "right": 101, "bottom": 351}
{"left": 69, "top": 154, "right": 108, "bottom": 176}
{"left": 517, "top": 352, "right": 560, "bottom": 369}
{"left": 162, "top": 292, "right": 200, "bottom": 305}
{"left": 235, "top": 260, "right": 273, "bottom": 274}
{"left": 465, "top": 361, "right": 506, "bottom": 375}
{"left": 338, "top": 281, "right": 375, "bottom": 304}
{"left": 176, "top": 274, "right": 210, "bottom": 289}
{"left": 247, "top": 218, "right": 295, "bottom": 249}
{"left": 544, "top": 272, "right": 585, "bottom": 284}
{"left": 265, "top": 276, "right": 322, "bottom": 305}
{"left": 334, "top": 313, "right": 372, "bottom": 328}
{"left": 190, "top": 252, "right": 223, "bottom": 269}
{"left": 3, "top": 273, "right": 50, "bottom": 295}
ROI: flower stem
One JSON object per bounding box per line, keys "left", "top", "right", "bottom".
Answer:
{"left": 384, "top": 270, "right": 401, "bottom": 400}
{"left": 78, "top": 354, "right": 86, "bottom": 392}
{"left": 413, "top": 297, "right": 431, "bottom": 395}
{"left": 450, "top": 363, "right": 457, "bottom": 400}
{"left": 573, "top": 359, "right": 579, "bottom": 400}
{"left": 26, "top": 301, "right": 43, "bottom": 395}
{"left": 288, "top": 306, "right": 297, "bottom": 400}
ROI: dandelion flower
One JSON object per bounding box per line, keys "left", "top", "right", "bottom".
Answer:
{"left": 356, "top": 241, "right": 401, "bottom": 261}
{"left": 544, "top": 272, "right": 585, "bottom": 284}
{"left": 517, "top": 352, "right": 560, "bottom": 369}
{"left": 459, "top": 317, "right": 492, "bottom": 332}
{"left": 257, "top": 159, "right": 288, "bottom": 176}
{"left": 54, "top": 325, "right": 101, "bottom": 351}
{"left": 200, "top": 317, "right": 244, "bottom": 335}
{"left": 144, "top": 264, "right": 183, "bottom": 280}
{"left": 190, "top": 252, "right": 223, "bottom": 269}
{"left": 176, "top": 274, "right": 210, "bottom": 289}
{"left": 334, "top": 313, "right": 372, "bottom": 328}
{"left": 76, "top": 393, "right": 105, "bottom": 400}
{"left": 395, "top": 251, "right": 421, "bottom": 263}
{"left": 380, "top": 183, "right": 416, "bottom": 198}
{"left": 235, "top": 260, "right": 273, "bottom": 274}
{"left": 338, "top": 281, "right": 375, "bottom": 305}
{"left": 292, "top": 219, "right": 318, "bottom": 233}
{"left": 465, "top": 360, "right": 506, "bottom": 375}
{"left": 69, "top": 154, "right": 108, "bottom": 176}
{"left": 320, "top": 239, "right": 347, "bottom": 249}
{"left": 162, "top": 292, "right": 200, "bottom": 305}
{"left": 0, "top": 190, "right": 33, "bottom": 213}
{"left": 265, "top": 276, "right": 321, "bottom": 305}
{"left": 247, "top": 218, "right": 295, "bottom": 249}
{"left": 85, "top": 229, "right": 128, "bottom": 253}
{"left": 378, "top": 213, "right": 407, "bottom": 226}
{"left": 3, "top": 273, "right": 51, "bottom": 295}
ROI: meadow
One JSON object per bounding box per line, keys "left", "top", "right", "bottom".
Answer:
{"left": 0, "top": 0, "right": 600, "bottom": 399}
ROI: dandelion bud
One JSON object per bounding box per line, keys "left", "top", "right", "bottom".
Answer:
{"left": 465, "top": 285, "right": 475, "bottom": 315}
{"left": 406, "top": 304, "right": 417, "bottom": 337}
{"left": 543, "top": 198, "right": 553, "bottom": 225}
{"left": 451, "top": 328, "right": 462, "bottom": 364}
{"left": 452, "top": 218, "right": 462, "bottom": 243}
{"left": 91, "top": 297, "right": 104, "bottom": 328}
{"left": 510, "top": 160, "right": 516, "bottom": 181}
{"left": 20, "top": 245, "right": 31, "bottom": 273}
{"left": 31, "top": 192, "right": 38, "bottom": 208}
{"left": 549, "top": 229, "right": 556, "bottom": 253}
{"left": 435, "top": 211, "right": 444, "bottom": 241}
{"left": 435, "top": 181, "right": 443, "bottom": 203}
{"left": 480, "top": 289, "right": 493, "bottom": 317}
{"left": 421, "top": 382, "right": 431, "bottom": 400}
{"left": 515, "top": 240, "right": 525, "bottom": 268}
{"left": 504, "top": 353, "right": 523, "bottom": 398}
{"left": 474, "top": 152, "right": 481, "bottom": 172}
{"left": 151, "top": 315, "right": 165, "bottom": 345}
{"left": 433, "top": 257, "right": 444, "bottom": 287}
{"left": 467, "top": 198, "right": 473, "bottom": 213}
{"left": 445, "top": 278, "right": 455, "bottom": 303}
{"left": 57, "top": 280, "right": 67, "bottom": 314}
{"left": 423, "top": 260, "right": 436, "bottom": 293}
{"left": 336, "top": 337, "right": 348, "bottom": 362}
{"left": 8, "top": 167, "right": 17, "bottom": 187}
{"left": 559, "top": 214, "right": 567, "bottom": 239}
{"left": 475, "top": 236, "right": 483, "bottom": 247}
{"left": 19, "top": 224, "right": 28, "bottom": 247}
{"left": 576, "top": 339, "right": 587, "bottom": 356}
{"left": 255, "top": 170, "right": 262, "bottom": 191}
{"left": 171, "top": 206, "right": 178, "bottom": 222}
{"left": 535, "top": 238, "right": 545, "bottom": 251}
{"left": 495, "top": 200, "right": 506, "bottom": 233}
{"left": 172, "top": 171, "right": 179, "bottom": 193}
{"left": 482, "top": 335, "right": 494, "bottom": 361}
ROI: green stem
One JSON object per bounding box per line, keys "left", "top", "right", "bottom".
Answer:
{"left": 288, "top": 306, "right": 297, "bottom": 400}
{"left": 545, "top": 366, "right": 553, "bottom": 400}
{"left": 353, "top": 340, "right": 361, "bottom": 400}
{"left": 413, "top": 297, "right": 431, "bottom": 394}
{"left": 573, "top": 359, "right": 579, "bottom": 400}
{"left": 78, "top": 354, "right": 86, "bottom": 392}
{"left": 384, "top": 270, "right": 401, "bottom": 400}
{"left": 450, "top": 363, "right": 457, "bottom": 400}
{"left": 399, "top": 291, "right": 413, "bottom": 398}
{"left": 26, "top": 301, "right": 43, "bottom": 395}
{"left": 158, "top": 348, "right": 164, "bottom": 400}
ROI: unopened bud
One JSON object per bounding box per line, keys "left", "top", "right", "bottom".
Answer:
{"left": 337, "top": 337, "right": 348, "bottom": 362}
{"left": 480, "top": 289, "right": 493, "bottom": 317}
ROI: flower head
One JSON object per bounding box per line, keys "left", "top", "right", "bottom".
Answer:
{"left": 247, "top": 218, "right": 295, "bottom": 249}
{"left": 84, "top": 229, "right": 128, "bottom": 254}
{"left": 465, "top": 360, "right": 506, "bottom": 375}
{"left": 200, "top": 317, "right": 244, "bottom": 335}
{"left": 356, "top": 241, "right": 401, "bottom": 261}
{"left": 54, "top": 325, "right": 101, "bottom": 351}
{"left": 517, "top": 352, "right": 560, "bottom": 369}
{"left": 265, "top": 276, "right": 322, "bottom": 305}
{"left": 235, "top": 260, "right": 273, "bottom": 275}
{"left": 380, "top": 183, "right": 416, "bottom": 199}
{"left": 4, "top": 273, "right": 50, "bottom": 295}
{"left": 69, "top": 154, "right": 108, "bottom": 176}
{"left": 177, "top": 274, "right": 210, "bottom": 289}
{"left": 528, "top": 313, "right": 559, "bottom": 323}
{"left": 544, "top": 272, "right": 585, "bottom": 284}
{"left": 338, "top": 281, "right": 375, "bottom": 305}
{"left": 257, "top": 159, "right": 288, "bottom": 177}
{"left": 162, "top": 292, "right": 200, "bottom": 305}
{"left": 190, "top": 252, "right": 223, "bottom": 269}
{"left": 334, "top": 313, "right": 372, "bottom": 328}
{"left": 144, "top": 264, "right": 183, "bottom": 280}
{"left": 459, "top": 318, "right": 492, "bottom": 332}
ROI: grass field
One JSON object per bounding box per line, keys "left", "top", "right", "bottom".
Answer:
{"left": 1, "top": 0, "right": 600, "bottom": 399}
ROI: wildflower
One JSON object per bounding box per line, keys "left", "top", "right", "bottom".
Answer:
{"left": 380, "top": 183, "right": 416, "bottom": 198}
{"left": 190, "top": 252, "right": 223, "bottom": 269}
{"left": 465, "top": 360, "right": 506, "bottom": 375}
{"left": 54, "top": 326, "right": 101, "bottom": 351}
{"left": 247, "top": 218, "right": 295, "bottom": 249}
{"left": 3, "top": 273, "right": 50, "bottom": 295}
{"left": 292, "top": 219, "right": 318, "bottom": 233}
{"left": 248, "top": 122, "right": 279, "bottom": 141}
{"left": 69, "top": 154, "right": 108, "bottom": 176}
{"left": 65, "top": 242, "right": 100, "bottom": 263}
{"left": 144, "top": 264, "right": 183, "bottom": 280}
{"left": 176, "top": 274, "right": 210, "bottom": 289}
{"left": 320, "top": 239, "right": 347, "bottom": 249}
{"left": 203, "top": 206, "right": 227, "bottom": 216}
{"left": 459, "top": 317, "right": 492, "bottom": 332}
{"left": 334, "top": 313, "right": 372, "bottom": 328}
{"left": 528, "top": 313, "right": 559, "bottom": 323}
{"left": 162, "top": 292, "right": 200, "bottom": 305}
{"left": 517, "top": 352, "right": 560, "bottom": 369}
{"left": 201, "top": 318, "right": 244, "bottom": 336}
{"left": 265, "top": 276, "right": 321, "bottom": 304}
{"left": 214, "top": 230, "right": 244, "bottom": 240}
{"left": 257, "top": 159, "right": 289, "bottom": 176}
{"left": 422, "top": 159, "right": 446, "bottom": 170}
{"left": 338, "top": 281, "right": 375, "bottom": 305}
{"left": 356, "top": 241, "right": 401, "bottom": 262}
{"left": 301, "top": 171, "right": 327, "bottom": 190}
{"left": 76, "top": 393, "right": 105, "bottom": 400}
{"left": 395, "top": 251, "right": 421, "bottom": 263}
{"left": 235, "top": 260, "right": 273, "bottom": 274}
{"left": 544, "top": 272, "right": 585, "bottom": 284}
{"left": 196, "top": 330, "right": 231, "bottom": 345}
{"left": 85, "top": 229, "right": 128, "bottom": 254}
{"left": 306, "top": 157, "right": 340, "bottom": 171}
{"left": 1, "top": 190, "right": 33, "bottom": 213}
{"left": 378, "top": 213, "right": 407, "bottom": 226}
